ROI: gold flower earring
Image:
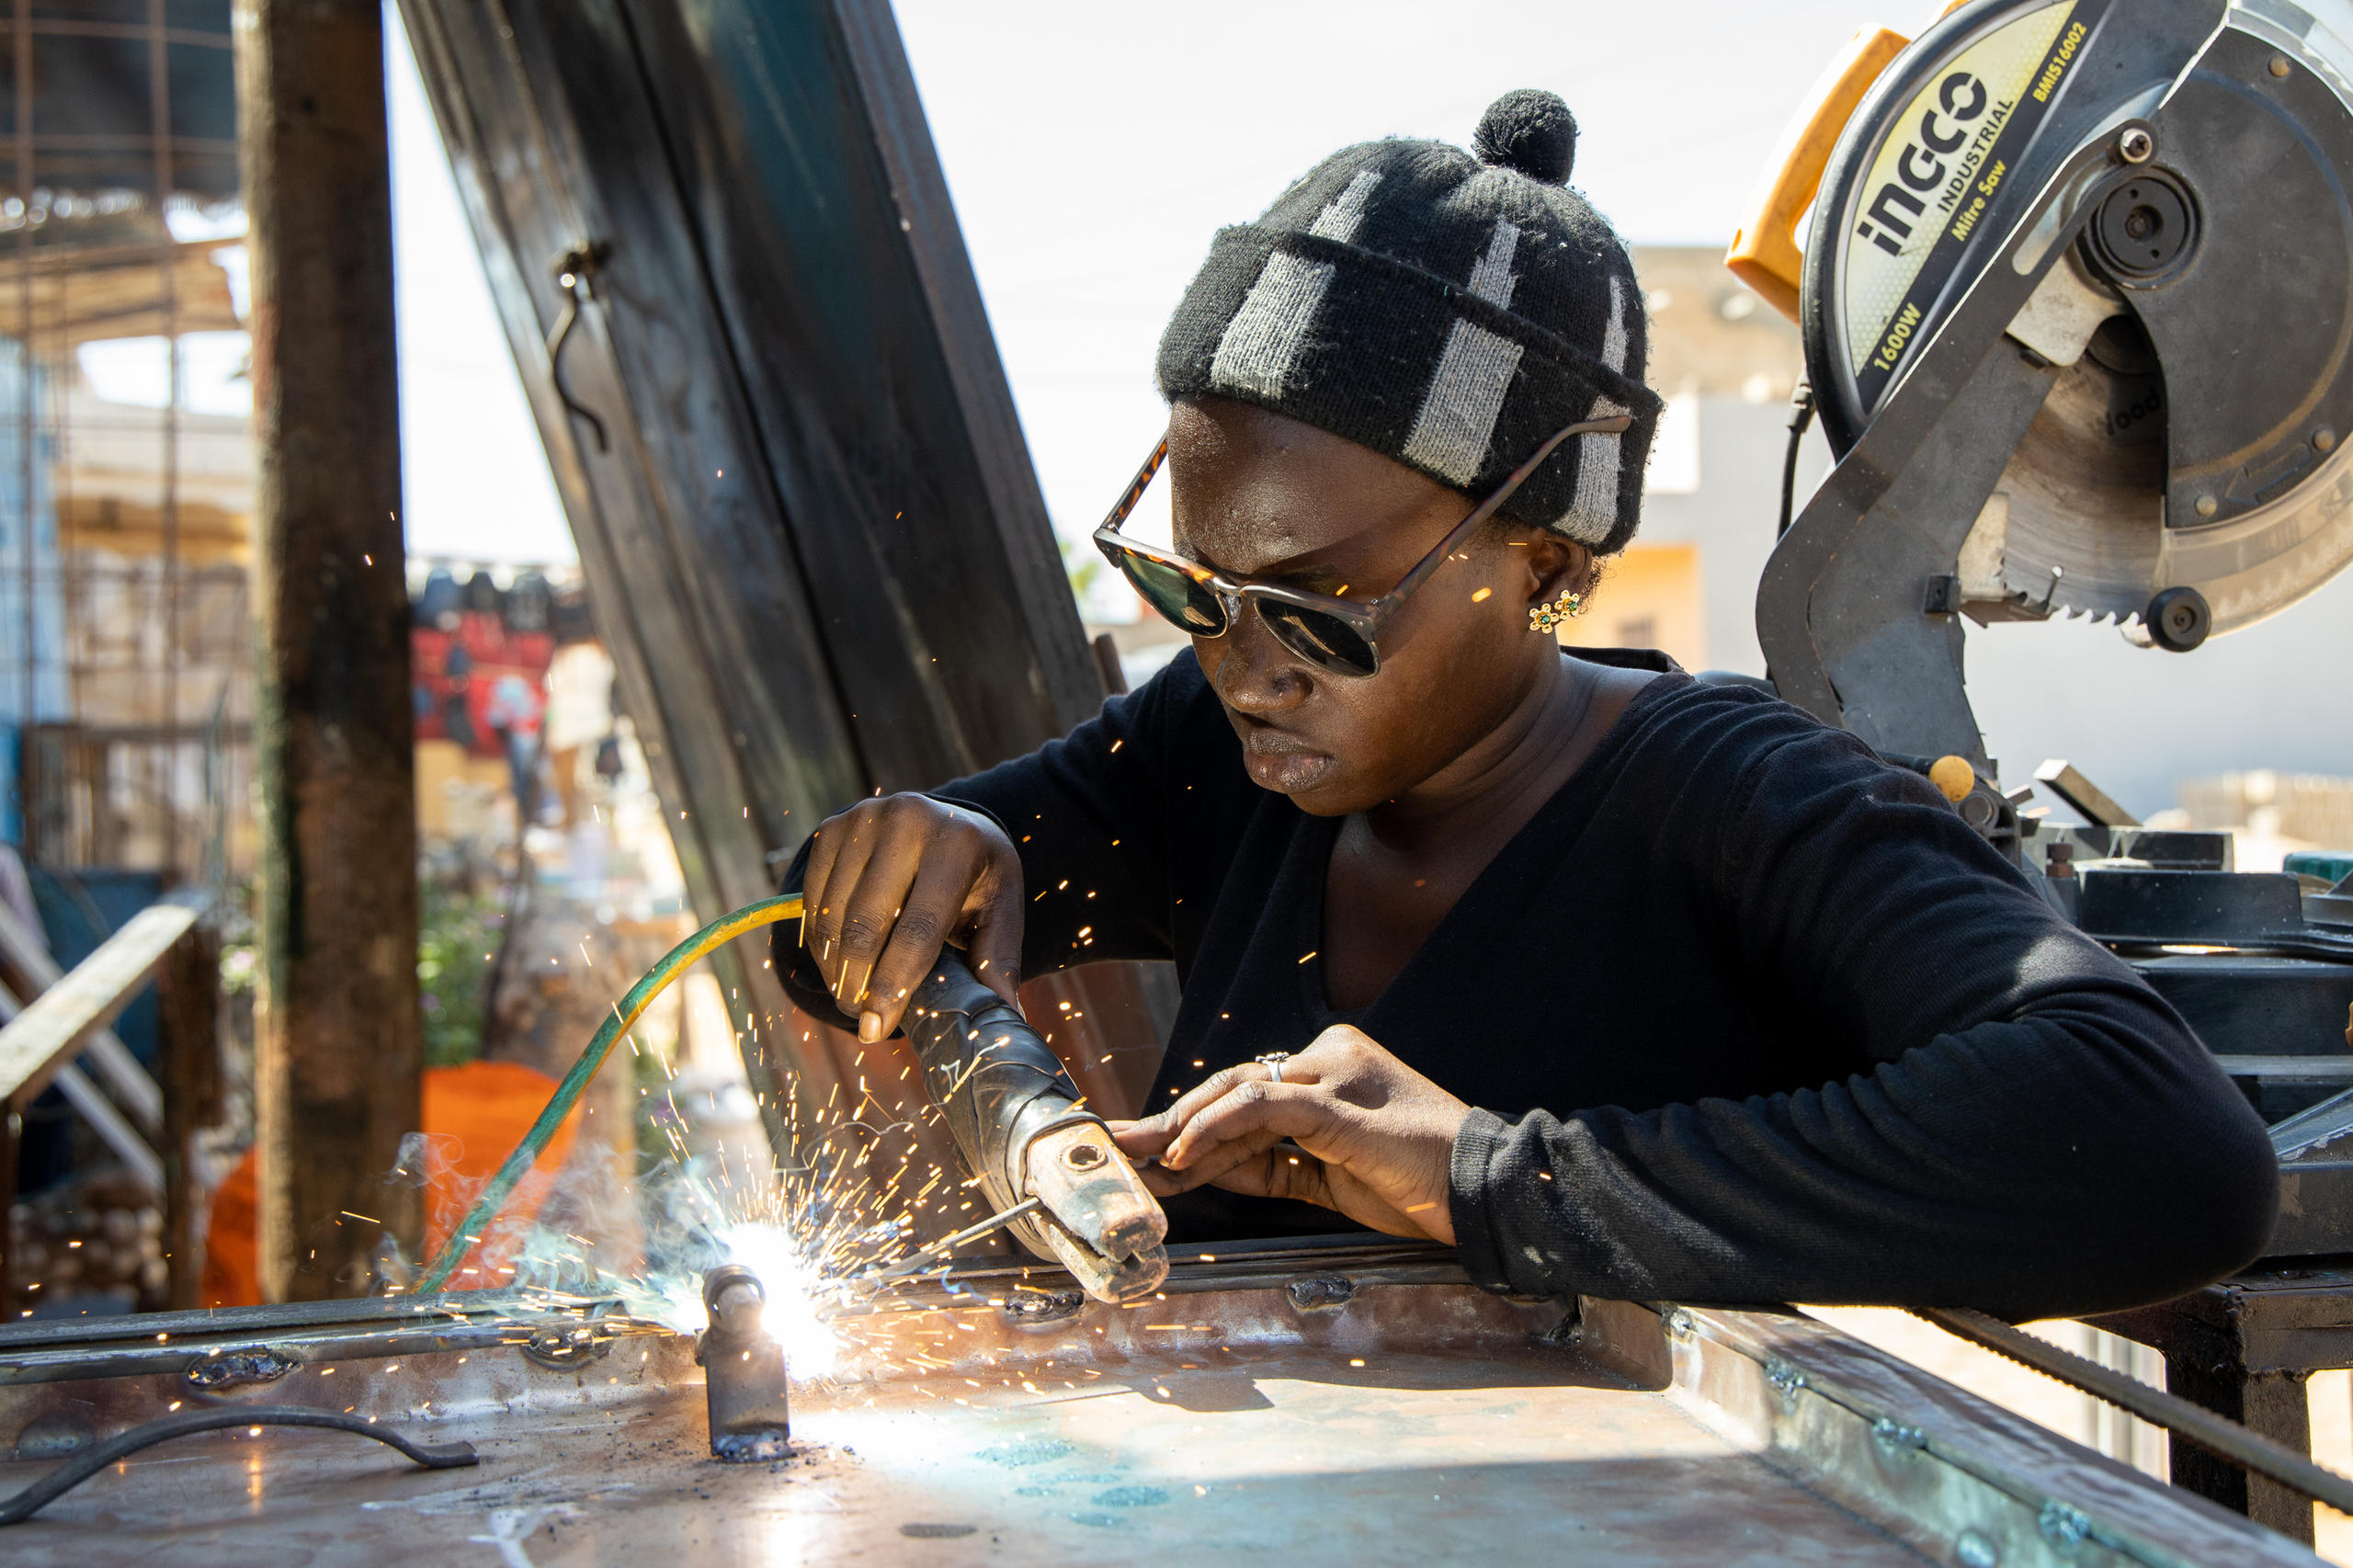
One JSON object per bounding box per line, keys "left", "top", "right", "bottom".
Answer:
{"left": 1528, "top": 588, "right": 1585, "bottom": 633}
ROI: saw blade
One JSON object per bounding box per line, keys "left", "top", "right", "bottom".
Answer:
{"left": 1984, "top": 311, "right": 2353, "bottom": 631}
{"left": 1988, "top": 312, "right": 2167, "bottom": 622}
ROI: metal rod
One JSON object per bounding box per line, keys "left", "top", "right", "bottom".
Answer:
{"left": 853, "top": 1195, "right": 1044, "bottom": 1286}
{"left": 1914, "top": 1306, "right": 2353, "bottom": 1516}
{"left": 150, "top": 0, "right": 182, "bottom": 879}
{"left": 15, "top": 0, "right": 34, "bottom": 800}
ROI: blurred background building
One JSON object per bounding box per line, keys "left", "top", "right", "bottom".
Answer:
{"left": 0, "top": 1, "right": 247, "bottom": 881}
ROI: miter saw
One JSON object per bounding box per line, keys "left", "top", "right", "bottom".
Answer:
{"left": 1727, "top": 0, "right": 2353, "bottom": 1251}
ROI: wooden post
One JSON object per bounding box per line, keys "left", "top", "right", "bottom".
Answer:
{"left": 235, "top": 0, "right": 422, "bottom": 1301}
{"left": 159, "top": 921, "right": 222, "bottom": 1309}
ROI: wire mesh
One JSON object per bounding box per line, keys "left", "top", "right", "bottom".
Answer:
{"left": 0, "top": 1, "right": 245, "bottom": 886}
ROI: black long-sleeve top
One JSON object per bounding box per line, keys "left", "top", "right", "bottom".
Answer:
{"left": 776, "top": 649, "right": 2278, "bottom": 1320}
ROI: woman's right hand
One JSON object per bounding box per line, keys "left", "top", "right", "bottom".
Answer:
{"left": 799, "top": 793, "right": 1025, "bottom": 1043}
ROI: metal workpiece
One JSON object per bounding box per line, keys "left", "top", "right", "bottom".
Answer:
{"left": 0, "top": 1287, "right": 664, "bottom": 1390}
{"left": 901, "top": 949, "right": 1169, "bottom": 1303}
{"left": 830, "top": 1235, "right": 1468, "bottom": 1323}
{"left": 0, "top": 1267, "right": 2319, "bottom": 1566}
{"left": 698, "top": 1265, "right": 792, "bottom": 1462}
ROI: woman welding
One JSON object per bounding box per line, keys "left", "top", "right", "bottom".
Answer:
{"left": 773, "top": 91, "right": 2276, "bottom": 1321}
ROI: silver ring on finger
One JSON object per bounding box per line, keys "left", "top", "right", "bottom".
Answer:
{"left": 1255, "top": 1051, "right": 1290, "bottom": 1085}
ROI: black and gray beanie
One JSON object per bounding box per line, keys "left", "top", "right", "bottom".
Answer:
{"left": 1156, "top": 89, "right": 1659, "bottom": 553}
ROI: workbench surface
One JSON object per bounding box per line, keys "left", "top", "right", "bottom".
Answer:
{"left": 0, "top": 1276, "right": 2322, "bottom": 1566}
{"left": 1, "top": 1345, "right": 1902, "bottom": 1563}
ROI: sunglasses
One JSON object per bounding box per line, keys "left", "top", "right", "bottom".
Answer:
{"left": 1091, "top": 413, "right": 1631, "bottom": 676}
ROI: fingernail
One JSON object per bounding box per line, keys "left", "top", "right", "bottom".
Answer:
{"left": 858, "top": 1012, "right": 882, "bottom": 1043}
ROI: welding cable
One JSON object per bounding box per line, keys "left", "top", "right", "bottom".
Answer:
{"left": 1914, "top": 1307, "right": 2353, "bottom": 1516}
{"left": 412, "top": 892, "right": 806, "bottom": 1294}
{"left": 0, "top": 1406, "right": 478, "bottom": 1527}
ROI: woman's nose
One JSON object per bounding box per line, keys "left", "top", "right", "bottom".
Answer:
{"left": 1209, "top": 601, "right": 1310, "bottom": 713}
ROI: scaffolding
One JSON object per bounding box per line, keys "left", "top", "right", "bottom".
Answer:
{"left": 0, "top": 1, "right": 247, "bottom": 888}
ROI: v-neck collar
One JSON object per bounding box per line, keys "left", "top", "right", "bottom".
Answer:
{"left": 1295, "top": 670, "right": 1692, "bottom": 1022}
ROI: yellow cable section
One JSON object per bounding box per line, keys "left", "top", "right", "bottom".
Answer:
{"left": 411, "top": 893, "right": 803, "bottom": 1294}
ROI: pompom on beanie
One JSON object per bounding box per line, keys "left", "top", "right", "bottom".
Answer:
{"left": 1156, "top": 89, "right": 1658, "bottom": 553}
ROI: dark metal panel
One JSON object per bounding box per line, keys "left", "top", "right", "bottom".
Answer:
{"left": 396, "top": 0, "right": 1109, "bottom": 844}
{"left": 604, "top": 0, "right": 1103, "bottom": 780}
{"left": 832, "top": 0, "right": 1103, "bottom": 736}
{"left": 393, "top": 0, "right": 865, "bottom": 1140}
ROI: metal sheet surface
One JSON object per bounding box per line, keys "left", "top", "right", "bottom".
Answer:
{"left": 0, "top": 1300, "right": 1899, "bottom": 1566}
{"left": 0, "top": 1278, "right": 2322, "bottom": 1567}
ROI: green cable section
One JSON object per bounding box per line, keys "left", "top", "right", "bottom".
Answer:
{"left": 410, "top": 892, "right": 805, "bottom": 1295}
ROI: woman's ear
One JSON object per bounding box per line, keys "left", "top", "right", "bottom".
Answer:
{"left": 1519, "top": 531, "right": 1595, "bottom": 605}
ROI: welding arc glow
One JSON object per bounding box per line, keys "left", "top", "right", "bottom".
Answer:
{"left": 640, "top": 1223, "right": 841, "bottom": 1379}
{"left": 412, "top": 893, "right": 806, "bottom": 1294}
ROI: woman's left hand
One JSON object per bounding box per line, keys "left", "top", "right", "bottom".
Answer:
{"left": 1108, "top": 1025, "right": 1471, "bottom": 1244}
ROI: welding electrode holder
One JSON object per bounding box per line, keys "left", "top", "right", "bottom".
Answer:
{"left": 696, "top": 1263, "right": 792, "bottom": 1462}
{"left": 902, "top": 949, "right": 1168, "bottom": 1301}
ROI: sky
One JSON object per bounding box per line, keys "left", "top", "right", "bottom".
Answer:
{"left": 385, "top": 5, "right": 575, "bottom": 564}
{"left": 381, "top": 0, "right": 1928, "bottom": 564}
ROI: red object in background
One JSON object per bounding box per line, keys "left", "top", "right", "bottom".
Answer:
{"left": 412, "top": 612, "right": 556, "bottom": 757}
{"left": 413, "top": 625, "right": 454, "bottom": 742}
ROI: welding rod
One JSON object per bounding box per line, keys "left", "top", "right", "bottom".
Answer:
{"left": 852, "top": 1196, "right": 1046, "bottom": 1288}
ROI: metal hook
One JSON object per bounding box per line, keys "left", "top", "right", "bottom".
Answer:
{"left": 547, "top": 241, "right": 611, "bottom": 454}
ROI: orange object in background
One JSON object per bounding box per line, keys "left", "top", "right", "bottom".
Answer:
{"left": 202, "top": 1059, "right": 583, "bottom": 1307}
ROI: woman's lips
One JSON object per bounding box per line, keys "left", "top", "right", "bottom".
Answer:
{"left": 1240, "top": 723, "right": 1336, "bottom": 792}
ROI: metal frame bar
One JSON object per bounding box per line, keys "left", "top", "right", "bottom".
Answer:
{"left": 2090, "top": 1266, "right": 2353, "bottom": 1543}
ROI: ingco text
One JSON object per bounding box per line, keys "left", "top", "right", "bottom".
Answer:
{"left": 1856, "top": 71, "right": 2013, "bottom": 259}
